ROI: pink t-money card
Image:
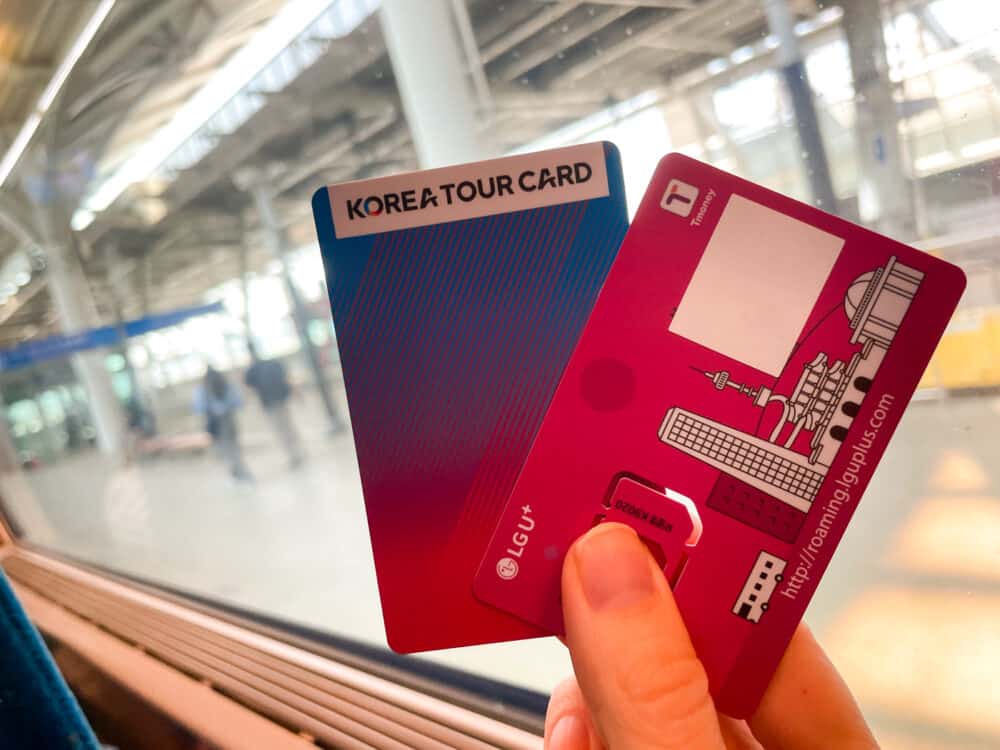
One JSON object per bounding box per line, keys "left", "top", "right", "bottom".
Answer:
{"left": 475, "top": 153, "right": 966, "bottom": 717}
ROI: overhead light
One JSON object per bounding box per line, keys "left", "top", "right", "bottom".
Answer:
{"left": 136, "top": 197, "right": 168, "bottom": 224}
{"left": 960, "top": 137, "right": 1000, "bottom": 160}
{"left": 794, "top": 19, "right": 817, "bottom": 36}
{"left": 816, "top": 7, "right": 843, "bottom": 25}
{"left": 83, "top": 0, "right": 378, "bottom": 216}
{"left": 0, "top": 113, "right": 42, "bottom": 186}
{"left": 70, "top": 208, "right": 96, "bottom": 231}
{"left": 730, "top": 45, "right": 755, "bottom": 65}
{"left": 702, "top": 6, "right": 843, "bottom": 83}
{"left": 38, "top": 0, "right": 118, "bottom": 113}
{"left": 0, "top": 0, "right": 116, "bottom": 188}
{"left": 706, "top": 58, "right": 729, "bottom": 76}
{"left": 914, "top": 151, "right": 955, "bottom": 173}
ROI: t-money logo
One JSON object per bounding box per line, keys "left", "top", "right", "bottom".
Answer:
{"left": 661, "top": 178, "right": 699, "bottom": 218}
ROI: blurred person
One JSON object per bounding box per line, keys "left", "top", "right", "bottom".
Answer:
{"left": 244, "top": 343, "right": 304, "bottom": 468}
{"left": 126, "top": 396, "right": 156, "bottom": 438}
{"left": 194, "top": 366, "right": 253, "bottom": 482}
{"left": 63, "top": 411, "right": 84, "bottom": 452}
{"left": 544, "top": 523, "right": 878, "bottom": 750}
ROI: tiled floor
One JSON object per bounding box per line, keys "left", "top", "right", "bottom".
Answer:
{"left": 3, "top": 390, "right": 999, "bottom": 745}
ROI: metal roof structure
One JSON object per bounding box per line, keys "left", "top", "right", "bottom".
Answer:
{"left": 0, "top": 0, "right": 822, "bottom": 348}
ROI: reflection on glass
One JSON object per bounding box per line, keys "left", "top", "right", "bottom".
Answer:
{"left": 0, "top": 1, "right": 996, "bottom": 745}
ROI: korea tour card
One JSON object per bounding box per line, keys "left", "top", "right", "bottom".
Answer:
{"left": 311, "top": 143, "right": 629, "bottom": 652}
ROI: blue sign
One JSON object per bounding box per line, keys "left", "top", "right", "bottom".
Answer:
{"left": 0, "top": 301, "right": 225, "bottom": 372}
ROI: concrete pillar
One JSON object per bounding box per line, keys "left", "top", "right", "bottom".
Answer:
{"left": 0, "top": 389, "right": 20, "bottom": 474}
{"left": 28, "top": 118, "right": 127, "bottom": 461}
{"left": 103, "top": 246, "right": 147, "bottom": 413}
{"left": 764, "top": 0, "right": 839, "bottom": 212}
{"left": 380, "top": 0, "right": 492, "bottom": 167}
{"left": 0, "top": 387, "right": 25, "bottom": 543}
{"left": 239, "top": 229, "right": 252, "bottom": 336}
{"left": 841, "top": 0, "right": 913, "bottom": 239}
{"left": 39, "top": 231, "right": 127, "bottom": 460}
{"left": 251, "top": 186, "right": 345, "bottom": 434}
{"left": 33, "top": 391, "right": 64, "bottom": 459}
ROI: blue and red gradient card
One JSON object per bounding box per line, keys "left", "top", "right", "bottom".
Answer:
{"left": 311, "top": 143, "right": 629, "bottom": 652}
{"left": 475, "top": 154, "right": 965, "bottom": 715}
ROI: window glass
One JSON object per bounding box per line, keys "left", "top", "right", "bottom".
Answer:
{"left": 0, "top": 1, "right": 997, "bottom": 743}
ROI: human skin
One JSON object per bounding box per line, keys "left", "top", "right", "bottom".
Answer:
{"left": 544, "top": 523, "right": 880, "bottom": 750}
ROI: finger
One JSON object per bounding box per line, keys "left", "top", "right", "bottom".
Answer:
{"left": 717, "top": 716, "right": 763, "bottom": 750}
{"left": 562, "top": 523, "right": 725, "bottom": 750}
{"left": 748, "top": 623, "right": 877, "bottom": 750}
{"left": 544, "top": 677, "right": 605, "bottom": 750}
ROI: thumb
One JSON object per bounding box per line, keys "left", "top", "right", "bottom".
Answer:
{"left": 562, "top": 523, "right": 724, "bottom": 750}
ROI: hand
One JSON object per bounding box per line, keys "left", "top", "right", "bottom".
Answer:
{"left": 544, "top": 523, "right": 879, "bottom": 749}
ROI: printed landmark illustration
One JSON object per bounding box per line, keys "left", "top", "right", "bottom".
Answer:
{"left": 659, "top": 256, "right": 924, "bottom": 544}
{"left": 732, "top": 550, "right": 787, "bottom": 623}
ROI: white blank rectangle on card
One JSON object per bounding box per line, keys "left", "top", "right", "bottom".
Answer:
{"left": 669, "top": 194, "right": 844, "bottom": 376}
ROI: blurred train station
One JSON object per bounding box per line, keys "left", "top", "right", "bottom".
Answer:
{"left": 0, "top": 1, "right": 998, "bottom": 747}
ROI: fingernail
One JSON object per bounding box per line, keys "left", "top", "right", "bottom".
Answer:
{"left": 574, "top": 524, "right": 654, "bottom": 611}
{"left": 546, "top": 714, "right": 588, "bottom": 750}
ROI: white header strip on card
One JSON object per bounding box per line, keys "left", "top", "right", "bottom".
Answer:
{"left": 327, "top": 142, "right": 609, "bottom": 238}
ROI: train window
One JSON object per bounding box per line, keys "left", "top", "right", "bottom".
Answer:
{"left": 0, "top": 1, "right": 997, "bottom": 744}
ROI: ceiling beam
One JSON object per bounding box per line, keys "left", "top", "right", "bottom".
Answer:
{"left": 0, "top": 58, "right": 52, "bottom": 82}
{"left": 0, "top": 194, "right": 43, "bottom": 248}
{"left": 642, "top": 33, "right": 732, "bottom": 56}
{"left": 271, "top": 109, "right": 397, "bottom": 194}
{"left": 664, "top": 5, "right": 838, "bottom": 94}
{"left": 547, "top": 0, "right": 740, "bottom": 86}
{"left": 494, "top": 5, "right": 632, "bottom": 81}
{"left": 0, "top": 277, "right": 46, "bottom": 329}
{"left": 86, "top": 0, "right": 195, "bottom": 76}
{"left": 543, "top": 0, "right": 695, "bottom": 8}
{"left": 482, "top": 2, "right": 581, "bottom": 63}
